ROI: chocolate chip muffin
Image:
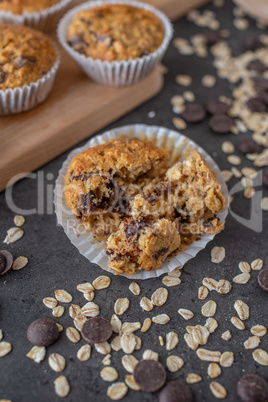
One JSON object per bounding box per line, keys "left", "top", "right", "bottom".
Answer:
{"left": 64, "top": 137, "right": 226, "bottom": 275}
{"left": 0, "top": 0, "right": 62, "bottom": 14}
{"left": 66, "top": 4, "right": 165, "bottom": 61}
{"left": 0, "top": 24, "right": 57, "bottom": 91}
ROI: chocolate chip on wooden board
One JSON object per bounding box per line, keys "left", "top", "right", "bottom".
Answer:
{"left": 263, "top": 169, "right": 268, "bottom": 188}
{"left": 206, "top": 100, "right": 230, "bottom": 115}
{"left": 247, "top": 59, "right": 267, "bottom": 73}
{"left": 237, "top": 374, "right": 268, "bottom": 402}
{"left": 237, "top": 138, "right": 262, "bottom": 155}
{"left": 27, "top": 318, "right": 59, "bottom": 347}
{"left": 258, "top": 270, "right": 268, "bottom": 291}
{"left": 209, "top": 114, "right": 234, "bottom": 133}
{"left": 182, "top": 103, "right": 206, "bottom": 123}
{"left": 0, "top": 250, "right": 13, "bottom": 276}
{"left": 81, "top": 317, "right": 113, "bottom": 343}
{"left": 247, "top": 98, "right": 266, "bottom": 113}
{"left": 134, "top": 360, "right": 166, "bottom": 392}
{"left": 159, "top": 381, "right": 193, "bottom": 402}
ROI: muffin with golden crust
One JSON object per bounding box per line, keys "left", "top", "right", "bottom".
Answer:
{"left": 0, "top": 0, "right": 62, "bottom": 14}
{"left": 67, "top": 4, "right": 165, "bottom": 62}
{"left": 0, "top": 24, "right": 57, "bottom": 91}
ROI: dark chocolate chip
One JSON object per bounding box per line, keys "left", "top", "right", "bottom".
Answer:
{"left": 252, "top": 77, "right": 268, "bottom": 90}
{"left": 0, "top": 250, "right": 13, "bottom": 276}
{"left": 258, "top": 269, "right": 268, "bottom": 291}
{"left": 247, "top": 59, "right": 266, "bottom": 73}
{"left": 237, "top": 374, "right": 268, "bottom": 402}
{"left": 68, "top": 35, "right": 85, "bottom": 47}
{"left": 203, "top": 29, "right": 222, "bottom": 45}
{"left": 237, "top": 138, "right": 261, "bottom": 155}
{"left": 244, "top": 36, "right": 264, "bottom": 51}
{"left": 81, "top": 317, "right": 113, "bottom": 343}
{"left": 262, "top": 169, "right": 268, "bottom": 188}
{"left": 247, "top": 98, "right": 266, "bottom": 113}
{"left": 154, "top": 247, "right": 170, "bottom": 260}
{"left": 182, "top": 103, "right": 206, "bottom": 123}
{"left": 0, "top": 70, "right": 6, "bottom": 84}
{"left": 96, "top": 35, "right": 113, "bottom": 47}
{"left": 134, "top": 360, "right": 166, "bottom": 392}
{"left": 257, "top": 92, "right": 268, "bottom": 105}
{"left": 159, "top": 381, "right": 194, "bottom": 402}
{"left": 206, "top": 99, "right": 229, "bottom": 115}
{"left": 209, "top": 114, "right": 234, "bottom": 133}
{"left": 27, "top": 318, "right": 59, "bottom": 347}
{"left": 16, "top": 55, "right": 37, "bottom": 69}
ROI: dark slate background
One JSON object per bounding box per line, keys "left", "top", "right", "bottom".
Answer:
{"left": 0, "top": 1, "right": 268, "bottom": 401}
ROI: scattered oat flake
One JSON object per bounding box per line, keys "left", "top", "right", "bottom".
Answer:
{"left": 26, "top": 346, "right": 46, "bottom": 363}
{"left": 140, "top": 297, "right": 153, "bottom": 312}
{"left": 100, "top": 366, "right": 118, "bottom": 382}
{"left": 152, "top": 314, "right": 170, "bottom": 325}
{"left": 141, "top": 318, "right": 152, "bottom": 333}
{"left": 196, "top": 348, "right": 221, "bottom": 362}
{"left": 252, "top": 349, "right": 268, "bottom": 366}
{"left": 56, "top": 323, "right": 63, "bottom": 332}
{"left": 122, "top": 354, "right": 138, "bottom": 373}
{"left": 234, "top": 17, "right": 249, "bottom": 30}
{"left": 251, "top": 259, "right": 263, "bottom": 271}
{"left": 52, "top": 306, "right": 65, "bottom": 318}
{"left": 95, "top": 341, "right": 111, "bottom": 355}
{"left": 12, "top": 256, "right": 28, "bottom": 270}
{"left": 168, "top": 266, "right": 182, "bottom": 278}
{"left": 208, "top": 363, "right": 221, "bottom": 379}
{"left": 43, "top": 297, "right": 57, "bottom": 309}
{"left": 198, "top": 286, "right": 209, "bottom": 300}
{"left": 211, "top": 247, "right": 225, "bottom": 263}
{"left": 93, "top": 275, "right": 111, "bottom": 290}
{"left": 221, "top": 331, "right": 231, "bottom": 341}
{"left": 134, "top": 335, "right": 142, "bottom": 351}
{"left": 121, "top": 322, "right": 141, "bottom": 334}
{"left": 129, "top": 282, "right": 140, "bottom": 296}
{"left": 251, "top": 325, "right": 267, "bottom": 337}
{"left": 186, "top": 373, "right": 202, "bottom": 384}
{"left": 205, "top": 318, "right": 218, "bottom": 334}
{"left": 166, "top": 331, "right": 179, "bottom": 351}
{"left": 159, "top": 336, "right": 164, "bottom": 347}
{"left": 69, "top": 304, "right": 81, "bottom": 319}
{"left": 81, "top": 302, "right": 100, "bottom": 317}
{"left": 220, "top": 351, "right": 234, "bottom": 368}
{"left": 210, "top": 381, "right": 227, "bottom": 399}
{"left": 202, "top": 74, "right": 216, "bottom": 87}
{"left": 172, "top": 117, "right": 187, "bottom": 130}
{"left": 238, "top": 261, "right": 251, "bottom": 273}
{"left": 107, "top": 382, "right": 128, "bottom": 401}
{"left": 54, "top": 375, "right": 70, "bottom": 398}
{"left": 77, "top": 283, "right": 94, "bottom": 293}
{"left": 184, "top": 333, "right": 199, "bottom": 351}
{"left": 125, "top": 375, "right": 140, "bottom": 391}
{"left": 66, "top": 327, "right": 81, "bottom": 343}
{"left": 233, "top": 273, "right": 250, "bottom": 284}
{"left": 222, "top": 141, "right": 234, "bottom": 154}
{"left": 14, "top": 215, "right": 25, "bottom": 227}
{"left": 83, "top": 291, "right": 95, "bottom": 301}
{"left": 244, "top": 336, "right": 261, "bottom": 350}
{"left": 143, "top": 349, "right": 158, "bottom": 361}
{"left": 110, "top": 314, "right": 122, "bottom": 334}
{"left": 178, "top": 309, "right": 194, "bottom": 320}
{"left": 73, "top": 315, "right": 87, "bottom": 332}
{"left": 4, "top": 227, "right": 24, "bottom": 244}
{"left": 176, "top": 74, "right": 192, "bottom": 86}
{"left": 151, "top": 288, "right": 168, "bottom": 307}
{"left": 55, "top": 290, "right": 72, "bottom": 303}
{"left": 166, "top": 355, "right": 184, "bottom": 372}
{"left": 114, "top": 298, "right": 130, "bottom": 315}
{"left": 202, "top": 301, "right": 217, "bottom": 317}
{"left": 120, "top": 332, "right": 136, "bottom": 355}
{"left": 216, "top": 280, "right": 232, "bottom": 294}
{"left": 261, "top": 198, "right": 268, "bottom": 211}
{"left": 227, "top": 155, "right": 241, "bottom": 166}
{"left": 222, "top": 170, "right": 233, "bottom": 182}
{"left": 48, "top": 353, "right": 66, "bottom": 373}
{"left": 162, "top": 276, "right": 181, "bottom": 287}
{"left": 234, "top": 300, "right": 249, "bottom": 320}
{"left": 77, "top": 344, "right": 91, "bottom": 361}
{"left": 231, "top": 317, "right": 245, "bottom": 330}
{"left": 244, "top": 188, "right": 255, "bottom": 199}
{"left": 111, "top": 336, "right": 122, "bottom": 352}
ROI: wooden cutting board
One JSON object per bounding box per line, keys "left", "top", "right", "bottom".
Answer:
{"left": 0, "top": 0, "right": 209, "bottom": 192}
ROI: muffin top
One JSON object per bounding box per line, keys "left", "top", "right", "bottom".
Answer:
{"left": 0, "top": 0, "right": 62, "bottom": 14}
{"left": 0, "top": 24, "right": 57, "bottom": 91}
{"left": 67, "top": 4, "right": 165, "bottom": 62}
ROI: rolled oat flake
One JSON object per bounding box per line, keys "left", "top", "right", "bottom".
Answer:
{"left": 134, "top": 359, "right": 166, "bottom": 392}
{"left": 159, "top": 381, "right": 193, "bottom": 402}
{"left": 81, "top": 317, "right": 112, "bottom": 344}
{"left": 237, "top": 374, "right": 268, "bottom": 402}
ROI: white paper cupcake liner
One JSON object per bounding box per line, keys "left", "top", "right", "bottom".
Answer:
{"left": 0, "top": 0, "right": 72, "bottom": 31}
{"left": 57, "top": 0, "right": 173, "bottom": 86}
{"left": 0, "top": 45, "right": 60, "bottom": 116}
{"left": 54, "top": 124, "right": 229, "bottom": 280}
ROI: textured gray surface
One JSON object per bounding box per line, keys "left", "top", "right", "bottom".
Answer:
{"left": 1, "top": 1, "right": 268, "bottom": 401}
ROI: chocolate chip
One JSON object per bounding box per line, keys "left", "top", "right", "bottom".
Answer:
{"left": 247, "top": 59, "right": 266, "bottom": 72}
{"left": 257, "top": 92, "right": 268, "bottom": 105}
{"left": 159, "top": 381, "right": 193, "bottom": 402}
{"left": 27, "top": 318, "right": 59, "bottom": 347}
{"left": 154, "top": 247, "right": 170, "bottom": 260}
{"left": 81, "top": 317, "right": 113, "bottom": 343}
{"left": 96, "top": 35, "right": 113, "bottom": 47}
{"left": 0, "top": 250, "right": 13, "bottom": 276}
{"left": 244, "top": 36, "right": 264, "bottom": 51}
{"left": 237, "top": 138, "right": 261, "bottom": 155}
{"left": 237, "top": 374, "right": 268, "bottom": 402}
{"left": 258, "top": 269, "right": 268, "bottom": 291}
{"left": 209, "top": 114, "right": 234, "bottom": 133}
{"left": 134, "top": 360, "right": 166, "bottom": 392}
{"left": 206, "top": 99, "right": 230, "bottom": 115}
{"left": 203, "top": 29, "right": 222, "bottom": 45}
{"left": 0, "top": 70, "right": 6, "bottom": 84}
{"left": 16, "top": 55, "right": 37, "bottom": 69}
{"left": 247, "top": 98, "right": 266, "bottom": 113}
{"left": 263, "top": 169, "right": 268, "bottom": 188}
{"left": 252, "top": 77, "right": 268, "bottom": 90}
{"left": 182, "top": 103, "right": 206, "bottom": 123}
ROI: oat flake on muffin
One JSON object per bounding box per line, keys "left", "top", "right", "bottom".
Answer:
{"left": 67, "top": 4, "right": 165, "bottom": 62}
{"left": 0, "top": 24, "right": 57, "bottom": 91}
{"left": 0, "top": 0, "right": 62, "bottom": 14}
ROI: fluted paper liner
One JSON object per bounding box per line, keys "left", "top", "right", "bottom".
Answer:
{"left": 57, "top": 0, "right": 173, "bottom": 86}
{"left": 54, "top": 125, "right": 229, "bottom": 280}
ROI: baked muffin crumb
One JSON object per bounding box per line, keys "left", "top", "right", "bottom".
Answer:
{"left": 0, "top": 0, "right": 62, "bottom": 14}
